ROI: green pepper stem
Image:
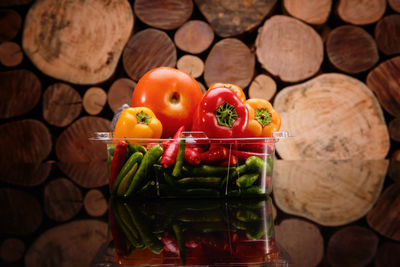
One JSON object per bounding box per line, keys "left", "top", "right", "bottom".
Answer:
{"left": 136, "top": 111, "right": 151, "bottom": 125}
{"left": 216, "top": 102, "right": 238, "bottom": 128}
{"left": 255, "top": 108, "right": 272, "bottom": 127}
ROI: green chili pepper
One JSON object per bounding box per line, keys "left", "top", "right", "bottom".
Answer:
{"left": 245, "top": 156, "right": 266, "bottom": 172}
{"left": 117, "top": 163, "right": 139, "bottom": 196}
{"left": 108, "top": 145, "right": 116, "bottom": 156}
{"left": 236, "top": 173, "right": 259, "bottom": 188}
{"left": 172, "top": 138, "right": 185, "bottom": 177}
{"left": 111, "top": 152, "right": 143, "bottom": 195}
{"left": 176, "top": 177, "right": 222, "bottom": 188}
{"left": 236, "top": 209, "right": 260, "bottom": 222}
{"left": 125, "top": 139, "right": 147, "bottom": 155}
{"left": 188, "top": 165, "right": 234, "bottom": 177}
{"left": 124, "top": 145, "right": 164, "bottom": 198}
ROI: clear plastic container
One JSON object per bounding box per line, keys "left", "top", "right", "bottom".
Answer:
{"left": 92, "top": 131, "right": 288, "bottom": 198}
{"left": 93, "top": 197, "right": 289, "bottom": 266}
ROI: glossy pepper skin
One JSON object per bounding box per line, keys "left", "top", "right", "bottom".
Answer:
{"left": 113, "top": 107, "right": 162, "bottom": 141}
{"left": 244, "top": 98, "right": 281, "bottom": 137}
{"left": 192, "top": 87, "right": 249, "bottom": 138}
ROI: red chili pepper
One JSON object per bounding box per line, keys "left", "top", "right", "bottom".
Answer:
{"left": 160, "top": 126, "right": 185, "bottom": 168}
{"left": 231, "top": 149, "right": 271, "bottom": 162}
{"left": 237, "top": 142, "right": 275, "bottom": 153}
{"left": 192, "top": 87, "right": 249, "bottom": 138}
{"left": 109, "top": 140, "right": 128, "bottom": 190}
{"left": 200, "top": 144, "right": 228, "bottom": 163}
{"left": 185, "top": 147, "right": 201, "bottom": 165}
{"left": 219, "top": 154, "right": 237, "bottom": 166}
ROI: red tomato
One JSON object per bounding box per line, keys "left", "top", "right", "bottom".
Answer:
{"left": 132, "top": 67, "right": 203, "bottom": 138}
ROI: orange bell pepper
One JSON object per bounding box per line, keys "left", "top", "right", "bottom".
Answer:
{"left": 244, "top": 98, "right": 281, "bottom": 137}
{"left": 209, "top": 83, "right": 246, "bottom": 103}
{"left": 113, "top": 107, "right": 162, "bottom": 141}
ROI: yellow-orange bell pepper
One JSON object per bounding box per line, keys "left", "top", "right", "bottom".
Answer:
{"left": 244, "top": 98, "right": 281, "bottom": 137}
{"left": 113, "top": 107, "right": 162, "bottom": 141}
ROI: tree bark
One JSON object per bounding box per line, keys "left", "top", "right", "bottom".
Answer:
{"left": 44, "top": 178, "right": 83, "bottom": 222}
{"left": 0, "top": 188, "right": 42, "bottom": 235}
{"left": 273, "top": 73, "right": 390, "bottom": 160}
{"left": 204, "top": 38, "right": 255, "bottom": 88}
{"left": 0, "top": 119, "right": 51, "bottom": 163}
{"left": 326, "top": 226, "right": 379, "bottom": 267}
{"left": 255, "top": 15, "right": 323, "bottom": 83}
{"left": 107, "top": 78, "right": 136, "bottom": 112}
{"left": 134, "top": 0, "right": 193, "bottom": 30}
{"left": 22, "top": 0, "right": 134, "bottom": 84}
{"left": 326, "top": 25, "right": 379, "bottom": 74}
{"left": 275, "top": 218, "right": 323, "bottom": 267}
{"left": 273, "top": 160, "right": 388, "bottom": 226}
{"left": 0, "top": 69, "right": 41, "bottom": 119}
{"left": 83, "top": 87, "right": 107, "bottom": 116}
{"left": 195, "top": 0, "right": 277, "bottom": 37}
{"left": 366, "top": 56, "right": 400, "bottom": 118}
{"left": 177, "top": 55, "right": 204, "bottom": 79}
{"left": 123, "top": 28, "right": 177, "bottom": 82}
{"left": 336, "top": 0, "right": 386, "bottom": 25}
{"left": 42, "top": 83, "right": 82, "bottom": 127}
{"left": 283, "top": 0, "right": 332, "bottom": 25}
{"left": 248, "top": 74, "right": 277, "bottom": 101}
{"left": 0, "top": 9, "right": 21, "bottom": 42}
{"left": 25, "top": 220, "right": 107, "bottom": 267}
{"left": 367, "top": 183, "right": 400, "bottom": 241}
{"left": 174, "top": 20, "right": 214, "bottom": 54}
{"left": 375, "top": 14, "right": 400, "bottom": 56}
{"left": 83, "top": 189, "right": 108, "bottom": 217}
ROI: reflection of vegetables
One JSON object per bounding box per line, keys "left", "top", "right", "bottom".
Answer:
{"left": 112, "top": 151, "right": 143, "bottom": 195}
{"left": 172, "top": 224, "right": 186, "bottom": 265}
{"left": 109, "top": 200, "right": 128, "bottom": 256}
{"left": 113, "top": 107, "right": 162, "bottom": 140}
{"left": 244, "top": 98, "right": 281, "bottom": 138}
{"left": 124, "top": 145, "right": 164, "bottom": 197}
{"left": 192, "top": 87, "right": 249, "bottom": 138}
{"left": 109, "top": 140, "right": 128, "bottom": 191}
{"left": 160, "top": 126, "right": 184, "bottom": 168}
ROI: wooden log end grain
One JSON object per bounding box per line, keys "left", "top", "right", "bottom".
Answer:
{"left": 42, "top": 83, "right": 82, "bottom": 127}
{"left": 107, "top": 78, "right": 136, "bottom": 112}
{"left": 44, "top": 178, "right": 82, "bottom": 222}
{"left": 83, "top": 189, "right": 107, "bottom": 217}
{"left": 326, "top": 25, "right": 379, "bottom": 74}
{"left": 255, "top": 15, "right": 323, "bottom": 83}
{"left": 22, "top": 0, "right": 134, "bottom": 85}
{"left": 389, "top": 117, "right": 400, "bottom": 142}
{"left": 366, "top": 56, "right": 400, "bottom": 118}
{"left": 123, "top": 28, "right": 177, "bottom": 82}
{"left": 273, "top": 73, "right": 390, "bottom": 160}
{"left": 327, "top": 226, "right": 379, "bottom": 267}
{"left": 388, "top": 157, "right": 400, "bottom": 183}
{"left": 275, "top": 218, "right": 323, "bottom": 267}
{"left": 25, "top": 220, "right": 107, "bottom": 267}
{"left": 83, "top": 87, "right": 107, "bottom": 115}
{"left": 0, "top": 238, "right": 25, "bottom": 263}
{"left": 0, "top": 69, "right": 41, "bottom": 119}
{"left": 174, "top": 20, "right": 214, "bottom": 54}
{"left": 0, "top": 119, "right": 51, "bottom": 164}
{"left": 58, "top": 161, "right": 108, "bottom": 188}
{"left": 389, "top": 0, "right": 400, "bottom": 13}
{"left": 248, "top": 74, "right": 277, "bottom": 101}
{"left": 204, "top": 38, "right": 255, "bottom": 89}
{"left": 0, "top": 41, "right": 23, "bottom": 67}
{"left": 375, "top": 241, "right": 400, "bottom": 267}
{"left": 195, "top": 0, "right": 277, "bottom": 37}
{"left": 0, "top": 9, "right": 21, "bottom": 42}
{"left": 283, "top": 0, "right": 332, "bottom": 25}
{"left": 135, "top": 0, "right": 193, "bottom": 30}
{"left": 177, "top": 55, "right": 204, "bottom": 79}
{"left": 367, "top": 183, "right": 400, "bottom": 241}
{"left": 375, "top": 14, "right": 400, "bottom": 56}
{"left": 0, "top": 0, "right": 32, "bottom": 7}
{"left": 336, "top": 0, "right": 386, "bottom": 25}
{"left": 197, "top": 81, "right": 207, "bottom": 94}
{"left": 0, "top": 162, "right": 51, "bottom": 186}
{"left": 0, "top": 188, "right": 42, "bottom": 235}
{"left": 273, "top": 160, "right": 388, "bottom": 226}
{"left": 56, "top": 116, "right": 110, "bottom": 162}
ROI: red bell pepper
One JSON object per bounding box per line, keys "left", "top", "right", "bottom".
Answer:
{"left": 109, "top": 140, "right": 128, "bottom": 190}
{"left": 160, "top": 126, "right": 185, "bottom": 168}
{"left": 192, "top": 87, "right": 249, "bottom": 138}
